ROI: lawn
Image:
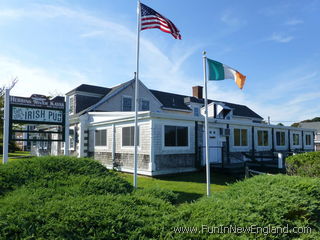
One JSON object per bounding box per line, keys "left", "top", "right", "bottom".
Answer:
{"left": 0, "top": 151, "right": 31, "bottom": 161}
{"left": 121, "top": 170, "right": 240, "bottom": 204}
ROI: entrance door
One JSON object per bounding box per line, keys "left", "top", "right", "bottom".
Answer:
{"left": 203, "top": 128, "right": 222, "bottom": 164}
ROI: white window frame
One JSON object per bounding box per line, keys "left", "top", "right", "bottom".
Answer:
{"left": 275, "top": 130, "right": 286, "bottom": 147}
{"left": 121, "top": 125, "right": 140, "bottom": 148}
{"left": 256, "top": 129, "right": 270, "bottom": 147}
{"left": 292, "top": 133, "right": 301, "bottom": 146}
{"left": 233, "top": 128, "right": 249, "bottom": 147}
{"left": 69, "top": 96, "right": 75, "bottom": 115}
{"left": 122, "top": 96, "right": 132, "bottom": 111}
{"left": 162, "top": 125, "right": 190, "bottom": 150}
{"left": 69, "top": 126, "right": 76, "bottom": 150}
{"left": 140, "top": 98, "right": 150, "bottom": 111}
{"left": 305, "top": 133, "right": 312, "bottom": 146}
{"left": 94, "top": 128, "right": 107, "bottom": 149}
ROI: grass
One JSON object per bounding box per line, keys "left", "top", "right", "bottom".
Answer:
{"left": 120, "top": 170, "right": 240, "bottom": 204}
{"left": 0, "top": 151, "right": 31, "bottom": 161}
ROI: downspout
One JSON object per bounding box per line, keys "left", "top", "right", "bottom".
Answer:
{"left": 112, "top": 124, "right": 116, "bottom": 167}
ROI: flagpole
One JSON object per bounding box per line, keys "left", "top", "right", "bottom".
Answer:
{"left": 203, "top": 51, "right": 211, "bottom": 196}
{"left": 133, "top": 0, "right": 141, "bottom": 188}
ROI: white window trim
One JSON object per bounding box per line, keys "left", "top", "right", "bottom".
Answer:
{"left": 122, "top": 95, "right": 133, "bottom": 111}
{"left": 232, "top": 127, "right": 249, "bottom": 148}
{"left": 69, "top": 96, "right": 75, "bottom": 115}
{"left": 140, "top": 98, "right": 150, "bottom": 111}
{"left": 255, "top": 128, "right": 271, "bottom": 149}
{"left": 275, "top": 130, "right": 287, "bottom": 148}
{"left": 94, "top": 128, "right": 108, "bottom": 150}
{"left": 305, "top": 133, "right": 313, "bottom": 146}
{"left": 69, "top": 126, "right": 76, "bottom": 151}
{"left": 292, "top": 132, "right": 301, "bottom": 147}
{"left": 120, "top": 125, "right": 141, "bottom": 149}
{"left": 162, "top": 124, "right": 190, "bottom": 150}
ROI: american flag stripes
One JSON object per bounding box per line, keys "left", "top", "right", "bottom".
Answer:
{"left": 140, "top": 3, "right": 181, "bottom": 40}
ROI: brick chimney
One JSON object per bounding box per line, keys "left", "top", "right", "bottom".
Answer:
{"left": 192, "top": 86, "right": 203, "bottom": 99}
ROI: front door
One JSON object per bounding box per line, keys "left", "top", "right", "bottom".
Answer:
{"left": 203, "top": 128, "right": 222, "bottom": 164}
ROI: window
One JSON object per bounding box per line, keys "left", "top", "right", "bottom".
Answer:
{"left": 122, "top": 126, "right": 139, "bottom": 146}
{"left": 194, "top": 107, "right": 199, "bottom": 117}
{"left": 140, "top": 99, "right": 150, "bottom": 111}
{"left": 293, "top": 133, "right": 300, "bottom": 145}
{"left": 95, "top": 129, "right": 107, "bottom": 147}
{"left": 69, "top": 128, "right": 75, "bottom": 149}
{"left": 233, "top": 128, "right": 248, "bottom": 146}
{"left": 69, "top": 96, "right": 75, "bottom": 114}
{"left": 276, "top": 131, "right": 286, "bottom": 146}
{"left": 164, "top": 126, "right": 188, "bottom": 147}
{"left": 122, "top": 97, "right": 132, "bottom": 111}
{"left": 257, "top": 130, "right": 269, "bottom": 146}
{"left": 305, "top": 134, "right": 312, "bottom": 146}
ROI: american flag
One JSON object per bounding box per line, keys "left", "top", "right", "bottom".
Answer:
{"left": 140, "top": 3, "right": 181, "bottom": 40}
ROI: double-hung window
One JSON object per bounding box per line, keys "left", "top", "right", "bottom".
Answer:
{"left": 122, "top": 126, "right": 139, "bottom": 146}
{"left": 276, "top": 131, "right": 286, "bottom": 146}
{"left": 233, "top": 128, "right": 248, "bottom": 146}
{"left": 122, "top": 97, "right": 132, "bottom": 111}
{"left": 95, "top": 129, "right": 107, "bottom": 147}
{"left": 257, "top": 130, "right": 269, "bottom": 146}
{"left": 164, "top": 126, "right": 188, "bottom": 147}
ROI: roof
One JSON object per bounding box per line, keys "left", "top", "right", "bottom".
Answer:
{"left": 150, "top": 90, "right": 192, "bottom": 111}
{"left": 68, "top": 81, "right": 263, "bottom": 120}
{"left": 150, "top": 89, "right": 263, "bottom": 119}
{"left": 66, "top": 84, "right": 111, "bottom": 95}
{"left": 298, "top": 122, "right": 320, "bottom": 131}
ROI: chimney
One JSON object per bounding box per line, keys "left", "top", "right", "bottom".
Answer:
{"left": 192, "top": 86, "right": 203, "bottom": 99}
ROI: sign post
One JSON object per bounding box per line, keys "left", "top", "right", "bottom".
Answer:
{"left": 2, "top": 89, "right": 10, "bottom": 164}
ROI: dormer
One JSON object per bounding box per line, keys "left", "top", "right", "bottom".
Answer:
{"left": 201, "top": 102, "right": 233, "bottom": 120}
{"left": 65, "top": 84, "right": 111, "bottom": 115}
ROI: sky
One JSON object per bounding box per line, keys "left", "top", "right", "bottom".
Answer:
{"left": 0, "top": 0, "right": 319, "bottom": 124}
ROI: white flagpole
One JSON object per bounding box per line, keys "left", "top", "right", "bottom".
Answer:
{"left": 203, "top": 51, "right": 211, "bottom": 196}
{"left": 133, "top": 0, "right": 141, "bottom": 188}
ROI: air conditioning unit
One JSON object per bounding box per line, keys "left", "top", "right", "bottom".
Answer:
{"left": 220, "top": 128, "right": 230, "bottom": 136}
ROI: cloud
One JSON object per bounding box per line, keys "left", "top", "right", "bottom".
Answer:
{"left": 0, "top": 55, "right": 81, "bottom": 97}
{"left": 220, "top": 10, "right": 246, "bottom": 27}
{"left": 269, "top": 32, "right": 294, "bottom": 43}
{"left": 285, "top": 19, "right": 304, "bottom": 26}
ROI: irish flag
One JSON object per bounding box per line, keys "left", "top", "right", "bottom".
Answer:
{"left": 207, "top": 58, "right": 246, "bottom": 89}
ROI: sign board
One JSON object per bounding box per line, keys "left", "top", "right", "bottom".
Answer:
{"left": 3, "top": 92, "right": 69, "bottom": 164}
{"left": 10, "top": 95, "right": 64, "bottom": 109}
{"left": 12, "top": 106, "right": 63, "bottom": 124}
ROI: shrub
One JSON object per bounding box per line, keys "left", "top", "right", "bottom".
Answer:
{"left": 0, "top": 190, "right": 173, "bottom": 239}
{"left": 168, "top": 175, "right": 320, "bottom": 240}
{"left": 134, "top": 186, "right": 178, "bottom": 204}
{"left": 286, "top": 152, "right": 320, "bottom": 177}
{"left": 0, "top": 156, "right": 122, "bottom": 195}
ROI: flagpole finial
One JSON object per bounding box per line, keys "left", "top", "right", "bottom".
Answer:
{"left": 203, "top": 51, "right": 206, "bottom": 56}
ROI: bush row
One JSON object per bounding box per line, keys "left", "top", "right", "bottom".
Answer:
{"left": 0, "top": 156, "right": 319, "bottom": 239}
{"left": 286, "top": 151, "right": 320, "bottom": 178}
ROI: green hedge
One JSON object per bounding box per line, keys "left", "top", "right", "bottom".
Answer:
{"left": 168, "top": 175, "right": 320, "bottom": 240}
{"left": 0, "top": 156, "right": 129, "bottom": 196}
{"left": 286, "top": 152, "right": 320, "bottom": 177}
{"left": 1, "top": 156, "right": 320, "bottom": 239}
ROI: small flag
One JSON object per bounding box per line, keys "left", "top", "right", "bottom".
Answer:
{"left": 140, "top": 3, "right": 182, "bottom": 40}
{"left": 207, "top": 58, "right": 246, "bottom": 89}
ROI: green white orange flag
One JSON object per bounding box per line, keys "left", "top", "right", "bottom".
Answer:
{"left": 207, "top": 58, "right": 246, "bottom": 89}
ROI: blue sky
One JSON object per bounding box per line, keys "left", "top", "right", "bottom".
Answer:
{"left": 0, "top": 0, "right": 319, "bottom": 124}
